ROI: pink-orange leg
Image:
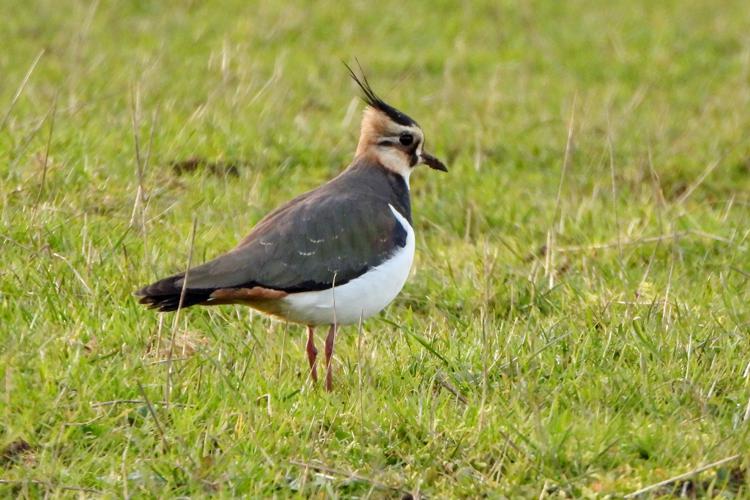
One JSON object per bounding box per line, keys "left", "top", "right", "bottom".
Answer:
{"left": 324, "top": 323, "right": 337, "bottom": 391}
{"left": 306, "top": 325, "right": 318, "bottom": 383}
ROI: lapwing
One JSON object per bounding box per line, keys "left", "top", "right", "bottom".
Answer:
{"left": 136, "top": 65, "right": 447, "bottom": 391}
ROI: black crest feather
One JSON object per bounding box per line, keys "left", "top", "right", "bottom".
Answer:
{"left": 344, "top": 60, "right": 417, "bottom": 127}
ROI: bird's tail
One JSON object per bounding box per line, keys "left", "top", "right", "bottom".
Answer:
{"left": 135, "top": 273, "right": 214, "bottom": 312}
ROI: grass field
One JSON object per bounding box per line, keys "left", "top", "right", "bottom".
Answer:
{"left": 2, "top": 0, "right": 750, "bottom": 497}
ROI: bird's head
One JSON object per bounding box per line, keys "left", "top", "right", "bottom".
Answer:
{"left": 346, "top": 64, "right": 447, "bottom": 181}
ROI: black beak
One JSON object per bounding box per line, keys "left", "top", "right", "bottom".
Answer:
{"left": 419, "top": 151, "right": 448, "bottom": 172}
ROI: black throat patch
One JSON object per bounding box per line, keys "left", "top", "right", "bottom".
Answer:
{"left": 383, "top": 167, "right": 412, "bottom": 225}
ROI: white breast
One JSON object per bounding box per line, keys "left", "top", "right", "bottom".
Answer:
{"left": 279, "top": 204, "right": 415, "bottom": 325}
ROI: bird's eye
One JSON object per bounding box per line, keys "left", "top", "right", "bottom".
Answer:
{"left": 399, "top": 133, "right": 414, "bottom": 146}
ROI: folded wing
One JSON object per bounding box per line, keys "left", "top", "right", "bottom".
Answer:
{"left": 136, "top": 187, "right": 407, "bottom": 311}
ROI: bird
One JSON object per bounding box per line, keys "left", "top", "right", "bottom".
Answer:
{"left": 136, "top": 64, "right": 447, "bottom": 391}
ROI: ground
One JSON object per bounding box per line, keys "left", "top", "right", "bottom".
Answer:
{"left": 2, "top": 0, "right": 750, "bottom": 497}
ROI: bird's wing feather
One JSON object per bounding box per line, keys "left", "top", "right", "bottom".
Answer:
{"left": 178, "top": 188, "right": 406, "bottom": 293}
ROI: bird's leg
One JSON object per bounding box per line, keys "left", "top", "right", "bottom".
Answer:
{"left": 306, "top": 325, "right": 318, "bottom": 383}
{"left": 324, "top": 323, "right": 337, "bottom": 391}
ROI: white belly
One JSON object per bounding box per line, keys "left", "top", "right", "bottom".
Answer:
{"left": 279, "top": 205, "right": 415, "bottom": 325}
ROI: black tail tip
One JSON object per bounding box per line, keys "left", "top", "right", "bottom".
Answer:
{"left": 134, "top": 274, "right": 206, "bottom": 312}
